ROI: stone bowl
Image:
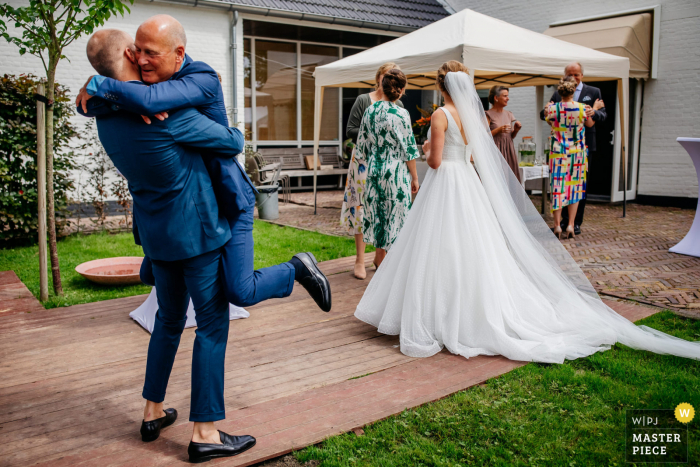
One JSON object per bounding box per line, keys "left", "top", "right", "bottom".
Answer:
{"left": 75, "top": 257, "right": 143, "bottom": 286}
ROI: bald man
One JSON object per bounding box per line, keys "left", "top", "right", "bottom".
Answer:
{"left": 79, "top": 18, "right": 331, "bottom": 463}
{"left": 77, "top": 15, "right": 330, "bottom": 315}
{"left": 82, "top": 28, "right": 260, "bottom": 463}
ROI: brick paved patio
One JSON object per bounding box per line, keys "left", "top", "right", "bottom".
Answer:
{"left": 262, "top": 190, "right": 700, "bottom": 316}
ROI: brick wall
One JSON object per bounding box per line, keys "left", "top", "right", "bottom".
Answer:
{"left": 445, "top": 0, "right": 700, "bottom": 199}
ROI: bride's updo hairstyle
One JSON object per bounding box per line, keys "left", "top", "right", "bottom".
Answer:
{"left": 436, "top": 60, "right": 470, "bottom": 96}
{"left": 557, "top": 76, "right": 577, "bottom": 98}
{"left": 382, "top": 68, "right": 407, "bottom": 101}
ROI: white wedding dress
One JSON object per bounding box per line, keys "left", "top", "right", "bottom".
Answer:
{"left": 355, "top": 72, "right": 700, "bottom": 363}
{"left": 130, "top": 288, "right": 249, "bottom": 334}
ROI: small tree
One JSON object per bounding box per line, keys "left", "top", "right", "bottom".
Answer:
{"left": 0, "top": 0, "right": 133, "bottom": 295}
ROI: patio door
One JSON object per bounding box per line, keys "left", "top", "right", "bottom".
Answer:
{"left": 611, "top": 79, "right": 643, "bottom": 203}
{"left": 586, "top": 80, "right": 618, "bottom": 201}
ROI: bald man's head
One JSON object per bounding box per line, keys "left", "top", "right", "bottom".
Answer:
{"left": 139, "top": 14, "right": 187, "bottom": 49}
{"left": 86, "top": 29, "right": 134, "bottom": 79}
{"left": 134, "top": 15, "right": 187, "bottom": 83}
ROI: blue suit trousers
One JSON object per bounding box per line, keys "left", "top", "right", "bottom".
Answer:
{"left": 220, "top": 207, "right": 295, "bottom": 307}
{"left": 143, "top": 249, "right": 230, "bottom": 422}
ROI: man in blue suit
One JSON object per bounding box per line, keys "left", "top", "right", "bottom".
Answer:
{"left": 77, "top": 15, "right": 331, "bottom": 318}
{"left": 82, "top": 22, "right": 329, "bottom": 463}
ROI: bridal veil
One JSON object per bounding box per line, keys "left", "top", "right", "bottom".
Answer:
{"left": 445, "top": 71, "right": 700, "bottom": 360}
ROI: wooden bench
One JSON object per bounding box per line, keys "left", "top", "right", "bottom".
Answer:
{"left": 257, "top": 147, "right": 346, "bottom": 191}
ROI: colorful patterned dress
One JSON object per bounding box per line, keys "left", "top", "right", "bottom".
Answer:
{"left": 545, "top": 101, "right": 589, "bottom": 211}
{"left": 339, "top": 150, "right": 368, "bottom": 235}
{"left": 357, "top": 101, "right": 420, "bottom": 250}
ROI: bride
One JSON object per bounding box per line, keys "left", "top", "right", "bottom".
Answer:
{"left": 355, "top": 61, "right": 700, "bottom": 363}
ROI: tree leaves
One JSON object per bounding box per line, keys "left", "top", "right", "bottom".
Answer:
{"left": 0, "top": 0, "right": 135, "bottom": 73}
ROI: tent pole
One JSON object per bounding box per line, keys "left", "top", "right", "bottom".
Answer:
{"left": 617, "top": 78, "right": 628, "bottom": 218}
{"left": 313, "top": 86, "right": 325, "bottom": 215}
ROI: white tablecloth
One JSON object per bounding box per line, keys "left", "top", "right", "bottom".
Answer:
{"left": 669, "top": 138, "right": 700, "bottom": 257}
{"left": 130, "top": 288, "right": 249, "bottom": 333}
{"left": 519, "top": 165, "right": 549, "bottom": 187}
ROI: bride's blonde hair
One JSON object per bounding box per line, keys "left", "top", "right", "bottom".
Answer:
{"left": 436, "top": 61, "right": 470, "bottom": 96}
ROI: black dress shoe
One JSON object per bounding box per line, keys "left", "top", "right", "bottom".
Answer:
{"left": 294, "top": 252, "right": 332, "bottom": 312}
{"left": 188, "top": 431, "right": 256, "bottom": 463}
{"left": 574, "top": 225, "right": 581, "bottom": 236}
{"left": 140, "top": 408, "right": 177, "bottom": 442}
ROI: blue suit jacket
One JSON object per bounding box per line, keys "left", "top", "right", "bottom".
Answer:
{"left": 95, "top": 107, "right": 241, "bottom": 261}
{"left": 82, "top": 55, "right": 256, "bottom": 218}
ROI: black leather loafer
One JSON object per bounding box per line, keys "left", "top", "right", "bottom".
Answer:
{"left": 188, "top": 431, "right": 256, "bottom": 463}
{"left": 294, "top": 252, "right": 332, "bottom": 312}
{"left": 574, "top": 225, "right": 582, "bottom": 236}
{"left": 140, "top": 408, "right": 177, "bottom": 442}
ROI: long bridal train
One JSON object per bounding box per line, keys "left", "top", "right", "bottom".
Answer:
{"left": 356, "top": 71, "right": 700, "bottom": 363}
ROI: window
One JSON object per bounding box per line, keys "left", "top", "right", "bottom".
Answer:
{"left": 252, "top": 40, "right": 297, "bottom": 141}
{"left": 243, "top": 38, "right": 251, "bottom": 137}
{"left": 301, "top": 44, "right": 339, "bottom": 141}
{"left": 244, "top": 32, "right": 359, "bottom": 146}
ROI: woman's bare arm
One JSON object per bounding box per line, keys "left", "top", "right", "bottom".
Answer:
{"left": 427, "top": 110, "right": 447, "bottom": 169}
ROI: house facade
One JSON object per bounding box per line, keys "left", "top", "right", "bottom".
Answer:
{"left": 445, "top": 0, "right": 699, "bottom": 205}
{"left": 1, "top": 0, "right": 449, "bottom": 163}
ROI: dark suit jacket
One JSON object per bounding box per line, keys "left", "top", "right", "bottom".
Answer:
{"left": 539, "top": 83, "right": 606, "bottom": 152}
{"left": 81, "top": 55, "right": 255, "bottom": 219}
{"left": 95, "top": 108, "right": 242, "bottom": 261}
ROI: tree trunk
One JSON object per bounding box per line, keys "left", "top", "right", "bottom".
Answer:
{"left": 46, "top": 64, "right": 63, "bottom": 296}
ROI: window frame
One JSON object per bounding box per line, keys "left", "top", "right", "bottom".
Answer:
{"left": 244, "top": 34, "right": 369, "bottom": 149}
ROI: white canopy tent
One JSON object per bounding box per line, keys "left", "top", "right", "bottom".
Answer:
{"left": 312, "top": 9, "right": 631, "bottom": 213}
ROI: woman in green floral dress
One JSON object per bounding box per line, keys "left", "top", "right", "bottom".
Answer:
{"left": 341, "top": 63, "right": 403, "bottom": 280}
{"left": 356, "top": 69, "right": 420, "bottom": 267}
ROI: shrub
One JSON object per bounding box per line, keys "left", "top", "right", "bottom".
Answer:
{"left": 0, "top": 74, "right": 77, "bottom": 241}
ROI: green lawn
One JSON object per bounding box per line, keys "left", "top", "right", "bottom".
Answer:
{"left": 296, "top": 311, "right": 700, "bottom": 466}
{"left": 0, "top": 221, "right": 364, "bottom": 309}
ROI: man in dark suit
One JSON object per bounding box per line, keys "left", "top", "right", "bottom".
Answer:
{"left": 78, "top": 16, "right": 331, "bottom": 321}
{"left": 540, "top": 62, "right": 606, "bottom": 235}
{"left": 82, "top": 20, "right": 329, "bottom": 463}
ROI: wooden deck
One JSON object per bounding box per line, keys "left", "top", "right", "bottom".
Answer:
{"left": 0, "top": 254, "right": 660, "bottom": 466}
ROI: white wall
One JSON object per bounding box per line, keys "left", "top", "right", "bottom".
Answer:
{"left": 1, "top": 0, "right": 234, "bottom": 117}
{"left": 444, "top": 0, "right": 700, "bottom": 199}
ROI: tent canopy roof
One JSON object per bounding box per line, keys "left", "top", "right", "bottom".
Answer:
{"left": 544, "top": 13, "right": 652, "bottom": 79}
{"left": 314, "top": 9, "right": 630, "bottom": 90}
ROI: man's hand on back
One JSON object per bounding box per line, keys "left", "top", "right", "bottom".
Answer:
{"left": 141, "top": 112, "right": 169, "bottom": 124}
{"left": 75, "top": 76, "right": 95, "bottom": 113}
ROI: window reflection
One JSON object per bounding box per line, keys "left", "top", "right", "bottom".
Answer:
{"left": 255, "top": 40, "right": 297, "bottom": 141}
{"left": 243, "top": 38, "right": 252, "bottom": 138}
{"left": 301, "top": 44, "right": 339, "bottom": 141}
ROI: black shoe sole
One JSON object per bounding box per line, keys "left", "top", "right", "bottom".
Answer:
{"left": 297, "top": 252, "right": 331, "bottom": 312}
{"left": 189, "top": 439, "right": 257, "bottom": 463}
{"left": 142, "top": 432, "right": 160, "bottom": 442}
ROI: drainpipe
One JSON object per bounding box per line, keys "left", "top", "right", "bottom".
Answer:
{"left": 230, "top": 10, "right": 239, "bottom": 128}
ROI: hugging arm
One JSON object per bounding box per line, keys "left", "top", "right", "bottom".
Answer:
{"left": 76, "top": 97, "right": 117, "bottom": 118}
{"left": 168, "top": 109, "right": 244, "bottom": 158}
{"left": 591, "top": 89, "right": 607, "bottom": 122}
{"left": 91, "top": 71, "right": 220, "bottom": 115}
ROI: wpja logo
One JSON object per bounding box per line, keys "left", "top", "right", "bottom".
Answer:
{"left": 625, "top": 406, "right": 692, "bottom": 463}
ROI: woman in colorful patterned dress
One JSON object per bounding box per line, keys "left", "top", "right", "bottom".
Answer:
{"left": 357, "top": 69, "right": 420, "bottom": 267}
{"left": 341, "top": 63, "right": 403, "bottom": 279}
{"left": 545, "top": 76, "right": 594, "bottom": 239}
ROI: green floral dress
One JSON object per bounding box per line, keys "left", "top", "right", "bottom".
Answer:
{"left": 357, "top": 101, "right": 419, "bottom": 250}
